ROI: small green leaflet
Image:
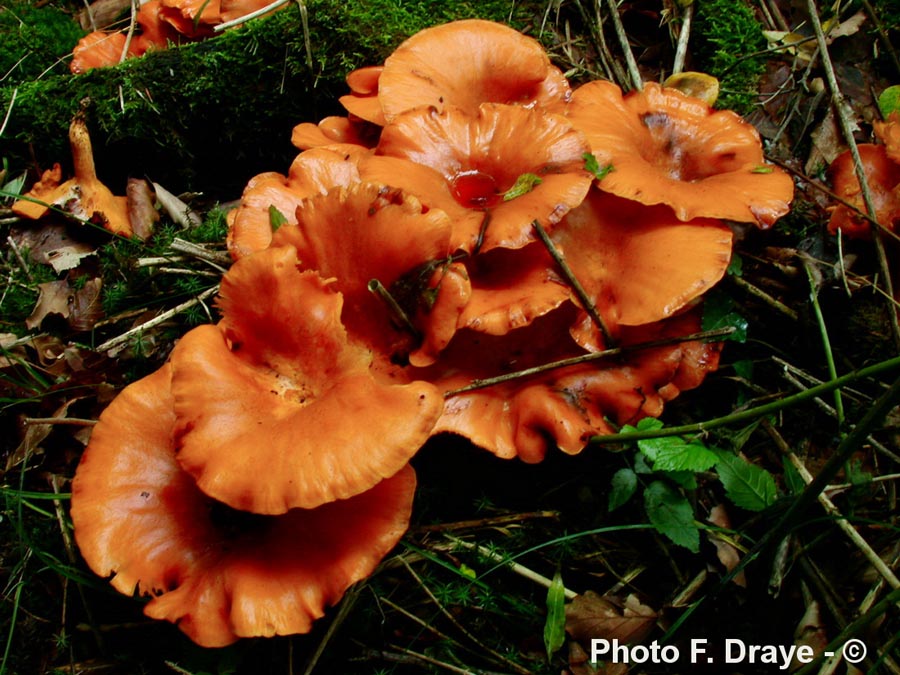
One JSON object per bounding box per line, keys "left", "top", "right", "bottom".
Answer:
{"left": 583, "top": 153, "right": 615, "bottom": 180}
{"left": 877, "top": 85, "right": 900, "bottom": 118}
{"left": 750, "top": 166, "right": 774, "bottom": 174}
{"left": 544, "top": 569, "right": 567, "bottom": 660}
{"left": 268, "top": 205, "right": 289, "bottom": 232}
{"left": 714, "top": 449, "right": 777, "bottom": 512}
{"left": 625, "top": 418, "right": 718, "bottom": 473}
{"left": 609, "top": 468, "right": 638, "bottom": 511}
{"left": 503, "top": 173, "right": 543, "bottom": 201}
{"left": 644, "top": 480, "right": 700, "bottom": 552}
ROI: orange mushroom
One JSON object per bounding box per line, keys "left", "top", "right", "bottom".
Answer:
{"left": 411, "top": 304, "right": 720, "bottom": 463}
{"left": 170, "top": 246, "right": 441, "bottom": 514}
{"left": 226, "top": 147, "right": 363, "bottom": 259}
{"left": 827, "top": 144, "right": 900, "bottom": 238}
{"left": 339, "top": 65, "right": 388, "bottom": 126}
{"left": 875, "top": 111, "right": 900, "bottom": 164}
{"left": 378, "top": 103, "right": 592, "bottom": 252}
{"left": 271, "top": 182, "right": 458, "bottom": 361}
{"left": 552, "top": 189, "right": 733, "bottom": 351}
{"left": 291, "top": 116, "right": 381, "bottom": 151}
{"left": 12, "top": 117, "right": 132, "bottom": 237}
{"left": 71, "top": 364, "right": 417, "bottom": 647}
{"left": 567, "top": 81, "right": 794, "bottom": 227}
{"left": 70, "top": 31, "right": 131, "bottom": 73}
{"left": 377, "top": 19, "right": 571, "bottom": 122}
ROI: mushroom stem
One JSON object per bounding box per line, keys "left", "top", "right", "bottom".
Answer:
{"left": 367, "top": 278, "right": 422, "bottom": 340}
{"left": 531, "top": 219, "right": 616, "bottom": 347}
{"left": 444, "top": 326, "right": 735, "bottom": 397}
{"left": 69, "top": 116, "right": 97, "bottom": 182}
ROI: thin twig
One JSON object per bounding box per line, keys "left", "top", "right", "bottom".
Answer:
{"left": 24, "top": 417, "right": 97, "bottom": 427}
{"left": 169, "top": 238, "right": 231, "bottom": 267}
{"left": 445, "top": 327, "right": 734, "bottom": 397}
{"left": 532, "top": 219, "right": 615, "bottom": 346}
{"left": 300, "top": 585, "right": 362, "bottom": 675}
{"left": 763, "top": 421, "right": 900, "bottom": 591}
{"left": 671, "top": 3, "right": 693, "bottom": 76}
{"left": 802, "top": 258, "right": 844, "bottom": 427}
{"left": 0, "top": 87, "right": 17, "bottom": 139}
{"left": 212, "top": 0, "right": 288, "bottom": 32}
{"left": 729, "top": 275, "right": 799, "bottom": 321}
{"left": 368, "top": 279, "right": 421, "bottom": 339}
{"left": 119, "top": 0, "right": 138, "bottom": 64}
{"left": 449, "top": 537, "right": 578, "bottom": 600}
{"left": 6, "top": 235, "right": 33, "bottom": 282}
{"left": 411, "top": 511, "right": 560, "bottom": 534}
{"left": 604, "top": 0, "right": 643, "bottom": 90}
{"left": 95, "top": 285, "right": 219, "bottom": 352}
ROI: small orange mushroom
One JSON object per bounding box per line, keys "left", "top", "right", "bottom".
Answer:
{"left": 567, "top": 80, "right": 794, "bottom": 227}
{"left": 874, "top": 111, "right": 900, "bottom": 164}
{"left": 71, "top": 364, "right": 417, "bottom": 647}
{"left": 170, "top": 245, "right": 442, "bottom": 514}
{"left": 378, "top": 103, "right": 592, "bottom": 252}
{"left": 827, "top": 144, "right": 900, "bottom": 238}
{"left": 12, "top": 117, "right": 132, "bottom": 237}
{"left": 377, "top": 19, "right": 571, "bottom": 122}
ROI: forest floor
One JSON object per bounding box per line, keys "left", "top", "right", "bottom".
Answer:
{"left": 1, "top": 0, "right": 900, "bottom": 674}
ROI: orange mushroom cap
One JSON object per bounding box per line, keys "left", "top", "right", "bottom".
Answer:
{"left": 291, "top": 116, "right": 381, "bottom": 151}
{"left": 170, "top": 246, "right": 442, "bottom": 514}
{"left": 12, "top": 117, "right": 132, "bottom": 237}
{"left": 567, "top": 80, "right": 794, "bottom": 227}
{"left": 457, "top": 242, "right": 571, "bottom": 335}
{"left": 874, "top": 111, "right": 900, "bottom": 165}
{"left": 411, "top": 305, "right": 719, "bottom": 463}
{"left": 377, "top": 19, "right": 571, "bottom": 122}
{"left": 272, "top": 182, "right": 457, "bottom": 361}
{"left": 71, "top": 364, "right": 417, "bottom": 647}
{"left": 552, "top": 189, "right": 733, "bottom": 350}
{"left": 827, "top": 143, "right": 900, "bottom": 238}
{"left": 70, "top": 31, "right": 132, "bottom": 74}
{"left": 225, "top": 147, "right": 363, "bottom": 259}
{"left": 378, "top": 103, "right": 592, "bottom": 252}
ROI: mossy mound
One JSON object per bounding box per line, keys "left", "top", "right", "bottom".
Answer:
{"left": 0, "top": 0, "right": 539, "bottom": 200}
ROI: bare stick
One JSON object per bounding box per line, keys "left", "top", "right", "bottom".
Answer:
{"left": 95, "top": 285, "right": 218, "bottom": 352}
{"left": 212, "top": 0, "right": 288, "bottom": 32}
{"left": 368, "top": 279, "right": 421, "bottom": 339}
{"left": 672, "top": 3, "right": 693, "bottom": 75}
{"left": 532, "top": 219, "right": 615, "bottom": 346}
{"left": 24, "top": 417, "right": 97, "bottom": 427}
{"left": 604, "top": 0, "right": 643, "bottom": 90}
{"left": 444, "top": 327, "right": 734, "bottom": 397}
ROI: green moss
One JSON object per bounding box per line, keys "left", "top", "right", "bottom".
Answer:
{"left": 692, "top": 0, "right": 767, "bottom": 113}
{"left": 0, "top": 0, "right": 540, "bottom": 199}
{"left": 0, "top": 2, "right": 84, "bottom": 85}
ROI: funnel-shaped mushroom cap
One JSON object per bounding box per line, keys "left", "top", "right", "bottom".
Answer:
{"left": 339, "top": 66, "right": 388, "bottom": 126}
{"left": 70, "top": 32, "right": 131, "bottom": 73}
{"left": 568, "top": 81, "right": 794, "bottom": 227}
{"left": 378, "top": 19, "right": 570, "bottom": 122}
{"left": 12, "top": 117, "right": 132, "bottom": 236}
{"left": 226, "top": 147, "right": 363, "bottom": 259}
{"left": 170, "top": 246, "right": 441, "bottom": 513}
{"left": 552, "top": 190, "right": 733, "bottom": 349}
{"left": 71, "top": 364, "right": 417, "bottom": 647}
{"left": 827, "top": 144, "right": 900, "bottom": 238}
{"left": 272, "top": 182, "right": 456, "bottom": 360}
{"left": 457, "top": 242, "right": 570, "bottom": 335}
{"left": 378, "top": 103, "right": 592, "bottom": 252}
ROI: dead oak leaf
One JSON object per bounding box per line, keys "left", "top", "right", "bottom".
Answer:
{"left": 565, "top": 591, "right": 657, "bottom": 646}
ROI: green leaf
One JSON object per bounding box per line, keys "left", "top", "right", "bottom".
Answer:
{"left": 268, "top": 205, "right": 289, "bottom": 232}
{"left": 750, "top": 165, "right": 774, "bottom": 174}
{"left": 665, "top": 470, "right": 698, "bottom": 490}
{"left": 727, "top": 254, "right": 743, "bottom": 277}
{"left": 714, "top": 449, "right": 777, "bottom": 511}
{"left": 702, "top": 290, "right": 748, "bottom": 343}
{"left": 878, "top": 85, "right": 900, "bottom": 117}
{"left": 638, "top": 436, "right": 719, "bottom": 473}
{"left": 503, "top": 173, "right": 543, "bottom": 201}
{"left": 782, "top": 457, "right": 805, "bottom": 496}
{"left": 543, "top": 569, "right": 567, "bottom": 660}
{"left": 644, "top": 481, "right": 700, "bottom": 552}
{"left": 459, "top": 563, "right": 478, "bottom": 580}
{"left": 583, "top": 153, "right": 615, "bottom": 180}
{"left": 633, "top": 451, "right": 654, "bottom": 475}
{"left": 609, "top": 468, "right": 638, "bottom": 511}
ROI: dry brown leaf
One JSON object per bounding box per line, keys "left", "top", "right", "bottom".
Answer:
{"left": 565, "top": 591, "right": 657, "bottom": 646}
{"left": 68, "top": 278, "right": 104, "bottom": 332}
{"left": 10, "top": 223, "right": 95, "bottom": 273}
{"left": 26, "top": 281, "right": 73, "bottom": 329}
{"left": 708, "top": 504, "right": 747, "bottom": 587}
{"left": 5, "top": 399, "right": 77, "bottom": 475}
{"left": 567, "top": 641, "right": 628, "bottom": 675}
{"left": 790, "top": 601, "right": 828, "bottom": 671}
{"left": 25, "top": 278, "right": 104, "bottom": 332}
{"left": 127, "top": 177, "right": 160, "bottom": 241}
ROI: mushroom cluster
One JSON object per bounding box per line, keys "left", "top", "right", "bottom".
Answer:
{"left": 71, "top": 19, "right": 794, "bottom": 645}
{"left": 70, "top": 0, "right": 284, "bottom": 73}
